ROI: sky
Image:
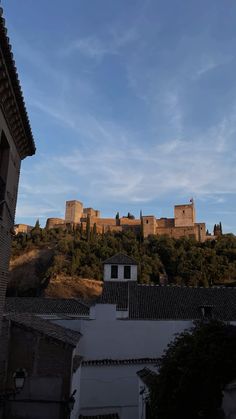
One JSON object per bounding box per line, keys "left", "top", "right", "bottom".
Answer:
{"left": 3, "top": 0, "right": 236, "bottom": 233}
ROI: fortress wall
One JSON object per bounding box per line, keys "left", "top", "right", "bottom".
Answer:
{"left": 46, "top": 218, "right": 65, "bottom": 230}
{"left": 95, "top": 218, "right": 117, "bottom": 226}
{"left": 119, "top": 218, "right": 140, "bottom": 226}
{"left": 83, "top": 208, "right": 101, "bottom": 218}
{"left": 142, "top": 216, "right": 156, "bottom": 237}
{"left": 14, "top": 224, "right": 33, "bottom": 234}
{"left": 194, "top": 223, "right": 206, "bottom": 242}
{"left": 156, "top": 218, "right": 175, "bottom": 228}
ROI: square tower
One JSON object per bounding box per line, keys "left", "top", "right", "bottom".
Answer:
{"left": 174, "top": 202, "right": 195, "bottom": 227}
{"left": 65, "top": 200, "right": 83, "bottom": 224}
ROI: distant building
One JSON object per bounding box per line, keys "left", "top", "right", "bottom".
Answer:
{"left": 14, "top": 223, "right": 33, "bottom": 235}
{"left": 46, "top": 199, "right": 211, "bottom": 242}
{"left": 0, "top": 7, "right": 35, "bottom": 332}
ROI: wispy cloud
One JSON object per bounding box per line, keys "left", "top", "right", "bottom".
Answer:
{"left": 63, "top": 27, "right": 139, "bottom": 59}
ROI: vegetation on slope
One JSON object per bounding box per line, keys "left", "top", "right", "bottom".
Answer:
{"left": 8, "top": 222, "right": 236, "bottom": 297}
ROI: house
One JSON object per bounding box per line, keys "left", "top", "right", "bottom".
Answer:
{"left": 0, "top": 6, "right": 35, "bottom": 333}
{"left": 0, "top": 313, "right": 81, "bottom": 419}
{"left": 103, "top": 253, "right": 138, "bottom": 282}
{"left": 6, "top": 253, "right": 236, "bottom": 418}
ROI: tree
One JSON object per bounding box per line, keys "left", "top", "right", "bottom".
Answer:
{"left": 34, "top": 219, "right": 40, "bottom": 229}
{"left": 86, "top": 215, "right": 91, "bottom": 242}
{"left": 150, "top": 321, "right": 236, "bottom": 419}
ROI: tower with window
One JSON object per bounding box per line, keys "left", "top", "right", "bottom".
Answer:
{"left": 103, "top": 253, "right": 138, "bottom": 282}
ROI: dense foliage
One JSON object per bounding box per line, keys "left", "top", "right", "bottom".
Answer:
{"left": 150, "top": 321, "right": 236, "bottom": 419}
{"left": 11, "top": 224, "right": 236, "bottom": 286}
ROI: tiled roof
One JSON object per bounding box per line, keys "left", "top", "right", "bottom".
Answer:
{"left": 97, "top": 282, "right": 128, "bottom": 310}
{"left": 98, "top": 283, "right": 236, "bottom": 320}
{"left": 79, "top": 414, "right": 119, "bottom": 418}
{"left": 0, "top": 8, "right": 35, "bottom": 158}
{"left": 5, "top": 298, "right": 90, "bottom": 316}
{"left": 103, "top": 253, "right": 137, "bottom": 265}
{"left": 137, "top": 367, "right": 158, "bottom": 387}
{"left": 82, "top": 358, "right": 160, "bottom": 366}
{"left": 5, "top": 313, "right": 81, "bottom": 347}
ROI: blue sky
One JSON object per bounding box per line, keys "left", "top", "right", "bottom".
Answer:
{"left": 4, "top": 0, "right": 236, "bottom": 233}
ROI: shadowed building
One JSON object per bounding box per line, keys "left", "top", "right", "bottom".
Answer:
{"left": 0, "top": 7, "right": 35, "bottom": 332}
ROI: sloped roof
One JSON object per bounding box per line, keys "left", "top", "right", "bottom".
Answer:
{"left": 5, "top": 298, "right": 90, "bottom": 316}
{"left": 98, "top": 283, "right": 236, "bottom": 321}
{"left": 79, "top": 414, "right": 119, "bottom": 419}
{"left": 83, "top": 358, "right": 160, "bottom": 366}
{"left": 0, "top": 8, "right": 35, "bottom": 158}
{"left": 6, "top": 313, "right": 81, "bottom": 347}
{"left": 137, "top": 367, "right": 158, "bottom": 387}
{"left": 103, "top": 253, "right": 137, "bottom": 265}
{"left": 97, "top": 282, "right": 128, "bottom": 310}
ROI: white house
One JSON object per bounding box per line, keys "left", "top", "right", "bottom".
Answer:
{"left": 103, "top": 253, "right": 138, "bottom": 282}
{"left": 5, "top": 253, "right": 236, "bottom": 418}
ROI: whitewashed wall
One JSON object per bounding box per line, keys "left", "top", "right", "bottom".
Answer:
{"left": 80, "top": 364, "right": 152, "bottom": 419}
{"left": 53, "top": 305, "right": 192, "bottom": 360}
{"left": 104, "top": 264, "right": 137, "bottom": 282}
{"left": 52, "top": 305, "right": 193, "bottom": 419}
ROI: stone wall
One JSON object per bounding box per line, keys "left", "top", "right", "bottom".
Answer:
{"left": 174, "top": 203, "right": 195, "bottom": 227}
{"left": 65, "top": 200, "right": 83, "bottom": 224}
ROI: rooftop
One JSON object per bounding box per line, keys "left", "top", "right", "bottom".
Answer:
{"left": 79, "top": 414, "right": 119, "bottom": 419}
{"left": 98, "top": 282, "right": 236, "bottom": 320}
{"left": 137, "top": 367, "right": 158, "bottom": 387}
{"left": 103, "top": 253, "right": 137, "bottom": 266}
{"left": 5, "top": 313, "right": 81, "bottom": 347}
{"left": 0, "top": 8, "right": 35, "bottom": 158}
{"left": 5, "top": 297, "right": 90, "bottom": 317}
{"left": 83, "top": 358, "right": 160, "bottom": 367}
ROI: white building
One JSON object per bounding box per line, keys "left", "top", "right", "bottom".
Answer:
{"left": 5, "top": 253, "right": 236, "bottom": 419}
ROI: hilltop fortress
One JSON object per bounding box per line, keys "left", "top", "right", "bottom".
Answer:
{"left": 43, "top": 199, "right": 218, "bottom": 242}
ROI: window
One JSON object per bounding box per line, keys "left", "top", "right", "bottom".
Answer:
{"left": 124, "top": 265, "right": 131, "bottom": 279}
{"left": 111, "top": 265, "right": 118, "bottom": 279}
{"left": 146, "top": 220, "right": 149, "bottom": 224}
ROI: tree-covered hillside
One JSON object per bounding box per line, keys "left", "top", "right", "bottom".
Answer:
{"left": 9, "top": 223, "right": 236, "bottom": 297}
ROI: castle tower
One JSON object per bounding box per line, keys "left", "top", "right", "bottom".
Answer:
{"left": 65, "top": 200, "right": 83, "bottom": 224}
{"left": 174, "top": 200, "right": 195, "bottom": 227}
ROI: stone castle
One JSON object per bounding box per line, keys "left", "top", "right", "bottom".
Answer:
{"left": 43, "top": 199, "right": 218, "bottom": 242}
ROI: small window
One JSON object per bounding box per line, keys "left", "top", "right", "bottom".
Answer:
{"left": 111, "top": 265, "right": 118, "bottom": 279}
{"left": 124, "top": 265, "right": 131, "bottom": 279}
{"left": 146, "top": 220, "right": 149, "bottom": 224}
{"left": 183, "top": 210, "right": 185, "bottom": 214}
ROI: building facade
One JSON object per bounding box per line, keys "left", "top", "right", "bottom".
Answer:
{"left": 0, "top": 7, "right": 35, "bottom": 331}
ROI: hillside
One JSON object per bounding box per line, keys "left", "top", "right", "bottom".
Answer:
{"left": 8, "top": 225, "right": 236, "bottom": 298}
